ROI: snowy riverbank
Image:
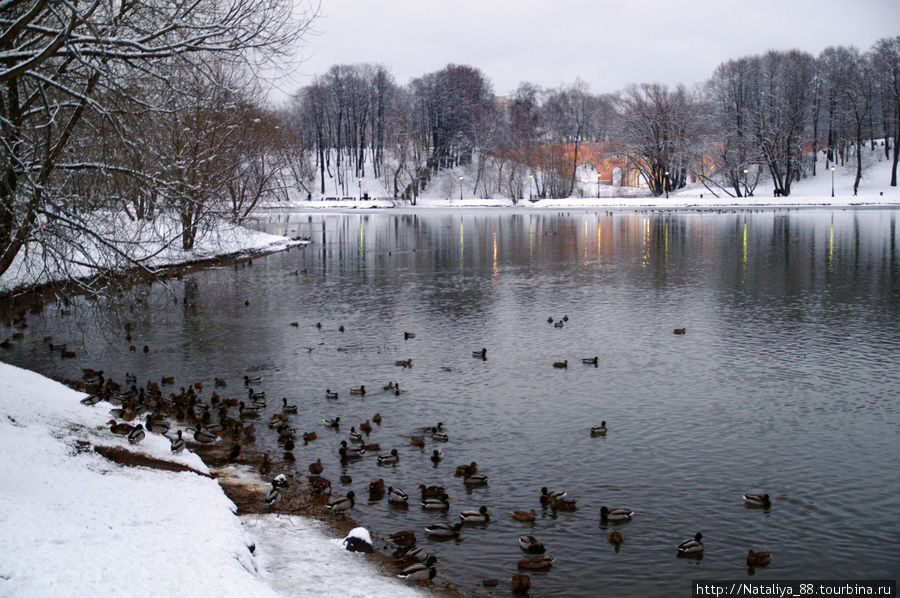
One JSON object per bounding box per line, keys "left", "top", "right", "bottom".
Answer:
{"left": 0, "top": 362, "right": 429, "bottom": 598}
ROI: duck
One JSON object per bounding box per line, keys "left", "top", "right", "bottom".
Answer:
{"left": 388, "top": 486, "right": 410, "bottom": 505}
{"left": 388, "top": 530, "right": 417, "bottom": 548}
{"left": 455, "top": 461, "right": 478, "bottom": 477}
{"left": 554, "top": 320, "right": 564, "bottom": 328}
{"left": 308, "top": 458, "right": 323, "bottom": 476}
{"left": 472, "top": 348, "right": 487, "bottom": 359}
{"left": 359, "top": 420, "right": 372, "bottom": 434}
{"left": 348, "top": 427, "right": 363, "bottom": 443}
{"left": 259, "top": 453, "right": 272, "bottom": 477}
{"left": 673, "top": 328, "right": 686, "bottom": 335}
{"left": 226, "top": 443, "right": 242, "bottom": 462}
{"left": 309, "top": 477, "right": 332, "bottom": 495}
{"left": 599, "top": 506, "right": 634, "bottom": 523}
{"left": 372, "top": 412, "right": 382, "bottom": 424}
{"left": 512, "top": 509, "right": 536, "bottom": 522}
{"left": 362, "top": 442, "right": 381, "bottom": 451}
{"left": 409, "top": 435, "right": 425, "bottom": 448}
{"left": 403, "top": 331, "right": 416, "bottom": 340}
{"left": 243, "top": 375, "right": 262, "bottom": 385}
{"left": 511, "top": 573, "right": 532, "bottom": 594}
{"left": 430, "top": 449, "right": 443, "bottom": 463}
{"left": 552, "top": 360, "right": 568, "bottom": 368}
{"left": 323, "top": 417, "right": 341, "bottom": 428}
{"left": 397, "top": 555, "right": 437, "bottom": 584}
{"left": 302, "top": 431, "right": 317, "bottom": 443}
{"left": 238, "top": 401, "right": 262, "bottom": 418}
{"left": 281, "top": 398, "right": 298, "bottom": 414}
{"left": 743, "top": 493, "right": 771, "bottom": 508}
{"left": 339, "top": 440, "right": 365, "bottom": 460}
{"left": 214, "top": 377, "right": 227, "bottom": 387}
{"left": 550, "top": 496, "right": 578, "bottom": 511}
{"left": 368, "top": 478, "right": 385, "bottom": 497}
{"left": 608, "top": 530, "right": 625, "bottom": 544}
{"left": 108, "top": 420, "right": 134, "bottom": 436}
{"left": 463, "top": 467, "right": 488, "bottom": 486}
{"left": 394, "top": 359, "right": 412, "bottom": 368}
{"left": 517, "top": 556, "right": 555, "bottom": 570}
{"left": 539, "top": 487, "right": 567, "bottom": 504}
{"left": 459, "top": 505, "right": 491, "bottom": 523}
{"left": 421, "top": 494, "right": 450, "bottom": 511}
{"left": 80, "top": 394, "right": 102, "bottom": 406}
{"left": 547, "top": 316, "right": 554, "bottom": 323}
{"left": 264, "top": 480, "right": 281, "bottom": 506}
{"left": 377, "top": 449, "right": 400, "bottom": 465}
{"left": 146, "top": 416, "right": 170, "bottom": 435}
{"left": 677, "top": 532, "right": 704, "bottom": 555}
{"left": 327, "top": 491, "right": 356, "bottom": 514}
{"left": 349, "top": 385, "right": 366, "bottom": 396}
{"left": 746, "top": 549, "right": 771, "bottom": 567}
{"left": 272, "top": 473, "right": 288, "bottom": 489}
{"left": 582, "top": 356, "right": 599, "bottom": 365}
{"left": 591, "top": 421, "right": 607, "bottom": 436}
{"left": 325, "top": 389, "right": 339, "bottom": 400}
{"left": 404, "top": 546, "right": 431, "bottom": 563}
{"left": 424, "top": 522, "right": 462, "bottom": 538}
{"left": 127, "top": 423, "right": 145, "bottom": 444}
{"left": 418, "top": 484, "right": 446, "bottom": 499}
{"left": 430, "top": 429, "right": 449, "bottom": 442}
{"left": 518, "top": 535, "right": 546, "bottom": 554}
{"left": 170, "top": 430, "right": 186, "bottom": 454}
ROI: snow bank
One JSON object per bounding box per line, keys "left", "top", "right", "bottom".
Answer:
{"left": 0, "top": 362, "right": 426, "bottom": 598}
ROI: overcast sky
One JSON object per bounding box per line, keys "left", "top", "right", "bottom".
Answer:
{"left": 265, "top": 0, "right": 899, "bottom": 103}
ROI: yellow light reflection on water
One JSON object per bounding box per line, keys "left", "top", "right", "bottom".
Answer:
{"left": 459, "top": 222, "right": 464, "bottom": 268}
{"left": 828, "top": 223, "right": 834, "bottom": 271}
{"left": 742, "top": 221, "right": 748, "bottom": 266}
{"left": 492, "top": 232, "right": 498, "bottom": 276}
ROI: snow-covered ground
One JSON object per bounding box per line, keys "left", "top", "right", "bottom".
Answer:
{"left": 270, "top": 146, "right": 900, "bottom": 210}
{"left": 0, "top": 361, "right": 429, "bottom": 598}
{"left": 0, "top": 216, "right": 300, "bottom": 294}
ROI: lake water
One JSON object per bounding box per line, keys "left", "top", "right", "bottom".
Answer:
{"left": 4, "top": 208, "right": 900, "bottom": 596}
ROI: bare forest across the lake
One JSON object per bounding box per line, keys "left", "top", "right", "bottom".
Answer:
{"left": 0, "top": 1, "right": 897, "bottom": 296}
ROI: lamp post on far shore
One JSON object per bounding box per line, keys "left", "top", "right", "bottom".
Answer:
{"left": 459, "top": 176, "right": 463, "bottom": 200}
{"left": 830, "top": 166, "right": 835, "bottom": 197}
{"left": 529, "top": 174, "right": 534, "bottom": 201}
{"left": 664, "top": 171, "right": 669, "bottom": 199}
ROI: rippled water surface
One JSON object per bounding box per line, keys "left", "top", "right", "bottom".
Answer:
{"left": 5, "top": 208, "right": 900, "bottom": 596}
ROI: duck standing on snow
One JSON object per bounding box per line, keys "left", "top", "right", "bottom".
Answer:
{"left": 170, "top": 430, "right": 186, "bottom": 454}
{"left": 127, "top": 423, "right": 145, "bottom": 444}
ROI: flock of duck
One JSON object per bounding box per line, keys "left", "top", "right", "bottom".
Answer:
{"left": 74, "top": 315, "right": 774, "bottom": 594}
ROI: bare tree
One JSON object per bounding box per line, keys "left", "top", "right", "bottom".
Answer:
{"left": 0, "top": 0, "right": 317, "bottom": 288}
{"left": 617, "top": 83, "right": 702, "bottom": 196}
{"left": 872, "top": 37, "right": 900, "bottom": 186}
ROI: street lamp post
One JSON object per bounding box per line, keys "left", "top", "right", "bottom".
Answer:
{"left": 528, "top": 174, "right": 534, "bottom": 201}
{"left": 358, "top": 179, "right": 362, "bottom": 201}
{"left": 458, "top": 176, "right": 463, "bottom": 200}
{"left": 742, "top": 169, "right": 748, "bottom": 197}
{"left": 664, "top": 171, "right": 669, "bottom": 199}
{"left": 597, "top": 174, "right": 601, "bottom": 198}
{"left": 830, "top": 166, "right": 835, "bottom": 197}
